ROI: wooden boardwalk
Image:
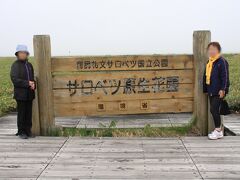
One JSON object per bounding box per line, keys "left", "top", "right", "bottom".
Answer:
{"left": 1, "top": 113, "right": 240, "bottom": 179}
{"left": 0, "top": 135, "right": 240, "bottom": 179}
{"left": 0, "top": 113, "right": 17, "bottom": 135}
{"left": 224, "top": 114, "right": 240, "bottom": 135}
{"left": 0, "top": 113, "right": 192, "bottom": 132}
{"left": 56, "top": 113, "right": 192, "bottom": 129}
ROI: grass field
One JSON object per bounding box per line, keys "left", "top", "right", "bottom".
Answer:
{"left": 49, "top": 124, "right": 196, "bottom": 137}
{"left": 0, "top": 54, "right": 239, "bottom": 116}
{"left": 223, "top": 54, "right": 240, "bottom": 111}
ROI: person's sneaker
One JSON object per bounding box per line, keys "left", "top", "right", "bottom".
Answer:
{"left": 18, "top": 133, "right": 28, "bottom": 139}
{"left": 208, "top": 130, "right": 223, "bottom": 140}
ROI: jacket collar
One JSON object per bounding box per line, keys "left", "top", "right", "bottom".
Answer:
{"left": 212, "top": 56, "right": 222, "bottom": 65}
{"left": 17, "top": 59, "right": 28, "bottom": 63}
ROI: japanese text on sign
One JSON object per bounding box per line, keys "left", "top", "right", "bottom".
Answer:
{"left": 76, "top": 58, "right": 168, "bottom": 70}
{"left": 66, "top": 76, "right": 179, "bottom": 96}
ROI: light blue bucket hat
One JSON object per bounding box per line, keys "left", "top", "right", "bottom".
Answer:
{"left": 15, "top": 44, "right": 29, "bottom": 56}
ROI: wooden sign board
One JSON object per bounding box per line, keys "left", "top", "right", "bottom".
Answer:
{"left": 33, "top": 32, "right": 211, "bottom": 136}
{"left": 51, "top": 55, "right": 194, "bottom": 116}
{"left": 52, "top": 55, "right": 193, "bottom": 72}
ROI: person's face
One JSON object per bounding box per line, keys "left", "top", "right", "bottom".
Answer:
{"left": 208, "top": 45, "right": 220, "bottom": 57}
{"left": 17, "top": 51, "right": 28, "bottom": 60}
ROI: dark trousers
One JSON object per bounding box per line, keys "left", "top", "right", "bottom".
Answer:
{"left": 16, "top": 100, "right": 33, "bottom": 135}
{"left": 209, "top": 96, "right": 221, "bottom": 128}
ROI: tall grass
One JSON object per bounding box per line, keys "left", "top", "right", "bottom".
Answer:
{"left": 224, "top": 54, "right": 240, "bottom": 111}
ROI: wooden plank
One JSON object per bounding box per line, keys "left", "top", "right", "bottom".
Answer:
{"left": 201, "top": 171, "right": 240, "bottom": 179}
{"left": 0, "top": 170, "right": 41, "bottom": 178}
{"left": 193, "top": 31, "right": 211, "bottom": 135}
{"left": 0, "top": 152, "right": 55, "bottom": 157}
{"left": 44, "top": 164, "right": 196, "bottom": 172}
{"left": 39, "top": 172, "right": 200, "bottom": 180}
{"left": 51, "top": 55, "right": 193, "bottom": 72}
{"left": 52, "top": 69, "right": 193, "bottom": 89}
{"left": 50, "top": 157, "right": 191, "bottom": 164}
{"left": 54, "top": 98, "right": 193, "bottom": 116}
{"left": 0, "top": 157, "right": 51, "bottom": 164}
{"left": 57, "top": 147, "right": 186, "bottom": 153}
{"left": 33, "top": 35, "right": 55, "bottom": 135}
{"left": 53, "top": 83, "right": 193, "bottom": 103}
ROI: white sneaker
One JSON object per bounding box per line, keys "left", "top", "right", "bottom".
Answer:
{"left": 208, "top": 130, "right": 223, "bottom": 140}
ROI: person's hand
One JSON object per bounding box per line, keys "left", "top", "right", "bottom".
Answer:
{"left": 29, "top": 81, "right": 35, "bottom": 90}
{"left": 30, "top": 83, "right": 35, "bottom": 90}
{"left": 219, "top": 90, "right": 225, "bottom": 98}
{"left": 29, "top": 81, "right": 34, "bottom": 86}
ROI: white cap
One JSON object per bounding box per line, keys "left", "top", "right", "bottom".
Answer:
{"left": 15, "top": 44, "right": 29, "bottom": 56}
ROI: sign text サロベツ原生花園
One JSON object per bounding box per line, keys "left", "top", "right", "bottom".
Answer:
{"left": 66, "top": 76, "right": 179, "bottom": 96}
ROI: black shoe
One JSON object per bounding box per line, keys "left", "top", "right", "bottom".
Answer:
{"left": 26, "top": 132, "right": 35, "bottom": 138}
{"left": 28, "top": 134, "right": 36, "bottom": 138}
{"left": 18, "top": 134, "right": 28, "bottom": 139}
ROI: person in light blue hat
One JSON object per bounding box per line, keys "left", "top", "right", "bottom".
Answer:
{"left": 10, "top": 45, "right": 35, "bottom": 139}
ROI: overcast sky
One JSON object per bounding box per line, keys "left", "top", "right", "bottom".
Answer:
{"left": 0, "top": 0, "right": 239, "bottom": 56}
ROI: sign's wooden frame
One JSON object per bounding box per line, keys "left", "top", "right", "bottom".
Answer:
{"left": 32, "top": 31, "right": 211, "bottom": 135}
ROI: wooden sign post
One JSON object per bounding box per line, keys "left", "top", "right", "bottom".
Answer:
{"left": 193, "top": 31, "right": 211, "bottom": 135}
{"left": 31, "top": 78, "right": 40, "bottom": 136}
{"left": 33, "top": 35, "right": 55, "bottom": 135}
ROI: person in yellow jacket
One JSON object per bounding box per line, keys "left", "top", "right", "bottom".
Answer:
{"left": 203, "top": 42, "right": 230, "bottom": 140}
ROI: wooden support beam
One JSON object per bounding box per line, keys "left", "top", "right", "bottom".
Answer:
{"left": 33, "top": 35, "right": 55, "bottom": 135}
{"left": 31, "top": 77, "right": 40, "bottom": 136}
{"left": 193, "top": 30, "right": 211, "bottom": 135}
